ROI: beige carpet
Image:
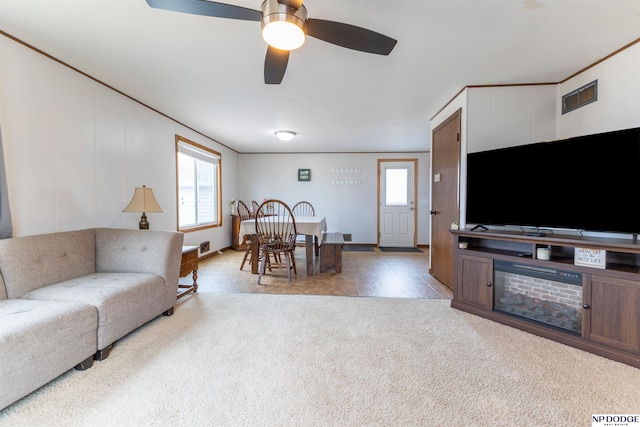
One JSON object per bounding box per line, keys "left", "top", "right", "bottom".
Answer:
{"left": 1, "top": 293, "right": 639, "bottom": 426}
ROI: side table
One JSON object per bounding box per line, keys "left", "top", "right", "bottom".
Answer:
{"left": 231, "top": 214, "right": 248, "bottom": 251}
{"left": 178, "top": 246, "right": 198, "bottom": 299}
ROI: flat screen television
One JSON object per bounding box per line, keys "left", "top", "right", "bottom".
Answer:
{"left": 465, "top": 126, "right": 640, "bottom": 236}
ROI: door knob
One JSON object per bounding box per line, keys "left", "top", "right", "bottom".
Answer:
{"left": 583, "top": 304, "right": 590, "bottom": 309}
{"left": 409, "top": 207, "right": 414, "bottom": 210}
{"left": 430, "top": 210, "right": 438, "bottom": 215}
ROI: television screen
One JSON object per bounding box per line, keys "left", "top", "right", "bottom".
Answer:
{"left": 465, "top": 127, "right": 640, "bottom": 235}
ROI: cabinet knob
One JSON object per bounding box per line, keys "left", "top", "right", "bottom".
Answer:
{"left": 583, "top": 304, "right": 590, "bottom": 309}
{"left": 486, "top": 282, "right": 492, "bottom": 287}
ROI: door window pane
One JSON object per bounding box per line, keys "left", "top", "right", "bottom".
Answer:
{"left": 386, "top": 168, "right": 408, "bottom": 206}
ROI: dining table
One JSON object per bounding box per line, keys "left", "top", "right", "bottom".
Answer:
{"left": 239, "top": 216, "right": 327, "bottom": 275}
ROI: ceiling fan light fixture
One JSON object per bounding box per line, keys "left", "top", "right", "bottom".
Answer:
{"left": 275, "top": 130, "right": 296, "bottom": 141}
{"left": 261, "top": 0, "right": 308, "bottom": 51}
{"left": 262, "top": 21, "right": 305, "bottom": 50}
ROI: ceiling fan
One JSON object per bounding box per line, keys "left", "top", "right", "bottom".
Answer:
{"left": 145, "top": 0, "right": 397, "bottom": 84}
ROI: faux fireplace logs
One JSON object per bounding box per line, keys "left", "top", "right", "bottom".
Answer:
{"left": 498, "top": 293, "right": 581, "bottom": 333}
{"left": 494, "top": 261, "right": 583, "bottom": 335}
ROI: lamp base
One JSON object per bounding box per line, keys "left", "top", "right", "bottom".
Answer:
{"left": 139, "top": 213, "right": 149, "bottom": 230}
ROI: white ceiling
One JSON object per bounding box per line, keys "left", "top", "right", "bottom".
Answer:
{"left": 1, "top": 0, "right": 640, "bottom": 153}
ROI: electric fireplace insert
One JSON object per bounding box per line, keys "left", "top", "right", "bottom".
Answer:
{"left": 493, "top": 260, "right": 583, "bottom": 335}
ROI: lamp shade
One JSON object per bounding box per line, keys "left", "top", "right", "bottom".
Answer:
{"left": 122, "top": 185, "right": 163, "bottom": 229}
{"left": 122, "top": 186, "right": 163, "bottom": 213}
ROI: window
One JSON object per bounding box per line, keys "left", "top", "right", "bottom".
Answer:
{"left": 385, "top": 167, "right": 409, "bottom": 206}
{"left": 562, "top": 80, "right": 597, "bottom": 114}
{"left": 176, "top": 135, "right": 221, "bottom": 231}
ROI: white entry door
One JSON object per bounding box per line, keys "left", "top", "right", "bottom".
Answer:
{"left": 378, "top": 160, "right": 417, "bottom": 247}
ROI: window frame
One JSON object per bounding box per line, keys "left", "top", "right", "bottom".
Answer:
{"left": 175, "top": 135, "right": 222, "bottom": 232}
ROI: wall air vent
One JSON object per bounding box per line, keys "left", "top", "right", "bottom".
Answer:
{"left": 562, "top": 80, "right": 597, "bottom": 114}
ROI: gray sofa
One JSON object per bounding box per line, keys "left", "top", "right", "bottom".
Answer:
{"left": 0, "top": 227, "right": 184, "bottom": 411}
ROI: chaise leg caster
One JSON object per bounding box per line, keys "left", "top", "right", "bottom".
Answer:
{"left": 94, "top": 345, "right": 113, "bottom": 361}
{"left": 74, "top": 355, "right": 94, "bottom": 371}
{"left": 163, "top": 307, "right": 174, "bottom": 316}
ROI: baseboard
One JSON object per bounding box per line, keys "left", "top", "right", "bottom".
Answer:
{"left": 197, "top": 247, "right": 231, "bottom": 262}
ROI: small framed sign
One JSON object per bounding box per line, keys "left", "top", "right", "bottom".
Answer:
{"left": 298, "top": 169, "right": 311, "bottom": 182}
{"left": 574, "top": 247, "right": 606, "bottom": 269}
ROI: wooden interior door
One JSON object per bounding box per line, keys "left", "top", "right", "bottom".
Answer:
{"left": 430, "top": 109, "right": 461, "bottom": 289}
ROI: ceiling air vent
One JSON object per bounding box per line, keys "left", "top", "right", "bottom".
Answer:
{"left": 562, "top": 80, "right": 597, "bottom": 114}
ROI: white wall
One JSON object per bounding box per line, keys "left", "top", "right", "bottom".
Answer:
{"left": 239, "top": 152, "right": 431, "bottom": 245}
{"left": 0, "top": 36, "right": 239, "bottom": 252}
{"left": 6, "top": 29, "right": 638, "bottom": 251}
{"left": 430, "top": 84, "right": 557, "bottom": 157}
{"left": 431, "top": 85, "right": 557, "bottom": 229}
{"left": 0, "top": 35, "right": 430, "bottom": 250}
{"left": 557, "top": 41, "right": 640, "bottom": 139}
{"left": 454, "top": 42, "right": 640, "bottom": 151}
{"left": 466, "top": 85, "right": 557, "bottom": 153}
{"left": 432, "top": 41, "right": 640, "bottom": 235}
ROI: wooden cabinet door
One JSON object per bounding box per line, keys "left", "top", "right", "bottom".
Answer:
{"left": 457, "top": 254, "right": 493, "bottom": 310}
{"left": 584, "top": 275, "right": 640, "bottom": 354}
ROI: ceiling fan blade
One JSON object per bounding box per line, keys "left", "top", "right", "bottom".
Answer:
{"left": 146, "top": 0, "right": 262, "bottom": 22}
{"left": 278, "top": 0, "right": 304, "bottom": 10}
{"left": 306, "top": 19, "right": 397, "bottom": 55}
{"left": 264, "top": 46, "right": 290, "bottom": 84}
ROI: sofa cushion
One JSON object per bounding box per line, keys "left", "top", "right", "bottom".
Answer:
{"left": 95, "top": 228, "right": 184, "bottom": 311}
{"left": 0, "top": 275, "right": 7, "bottom": 300}
{"left": 23, "top": 272, "right": 169, "bottom": 350}
{"left": 0, "top": 298, "right": 97, "bottom": 410}
{"left": 0, "top": 229, "right": 96, "bottom": 299}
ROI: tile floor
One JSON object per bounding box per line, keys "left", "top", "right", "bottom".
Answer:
{"left": 184, "top": 245, "right": 453, "bottom": 299}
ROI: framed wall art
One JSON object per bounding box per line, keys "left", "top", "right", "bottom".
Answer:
{"left": 298, "top": 169, "right": 311, "bottom": 182}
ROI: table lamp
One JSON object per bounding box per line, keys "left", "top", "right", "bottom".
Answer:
{"left": 122, "top": 185, "right": 163, "bottom": 229}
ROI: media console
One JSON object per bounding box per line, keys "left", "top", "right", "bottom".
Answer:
{"left": 451, "top": 228, "right": 640, "bottom": 368}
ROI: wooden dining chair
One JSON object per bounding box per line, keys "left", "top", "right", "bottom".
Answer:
{"left": 255, "top": 199, "right": 297, "bottom": 284}
{"left": 251, "top": 200, "right": 260, "bottom": 216}
{"left": 238, "top": 200, "right": 253, "bottom": 220}
{"left": 292, "top": 201, "right": 315, "bottom": 217}
{"left": 237, "top": 200, "right": 254, "bottom": 270}
{"left": 292, "top": 201, "right": 317, "bottom": 250}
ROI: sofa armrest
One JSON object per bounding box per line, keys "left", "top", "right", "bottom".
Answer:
{"left": 95, "top": 228, "right": 184, "bottom": 308}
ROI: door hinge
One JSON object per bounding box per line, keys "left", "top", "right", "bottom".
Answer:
{"left": 457, "top": 132, "right": 460, "bottom": 142}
